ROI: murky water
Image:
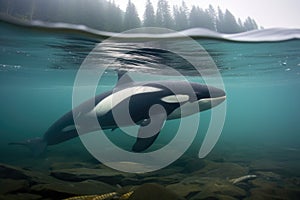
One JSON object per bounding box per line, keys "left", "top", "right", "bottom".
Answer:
{"left": 0, "top": 19, "right": 299, "bottom": 199}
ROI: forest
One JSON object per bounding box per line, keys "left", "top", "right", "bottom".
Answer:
{"left": 0, "top": 0, "right": 260, "bottom": 33}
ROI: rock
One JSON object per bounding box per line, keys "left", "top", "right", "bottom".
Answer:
{"left": 245, "top": 187, "right": 300, "bottom": 200}
{"left": 210, "top": 157, "right": 226, "bottom": 163}
{"left": 255, "top": 171, "right": 281, "bottom": 181}
{"left": 103, "top": 161, "right": 157, "bottom": 173}
{"left": 182, "top": 159, "right": 206, "bottom": 173}
{"left": 50, "top": 162, "right": 94, "bottom": 171}
{"left": 166, "top": 183, "right": 201, "bottom": 197}
{"left": 0, "top": 193, "right": 42, "bottom": 200}
{"left": 121, "top": 177, "right": 142, "bottom": 186}
{"left": 0, "top": 163, "right": 57, "bottom": 185}
{"left": 247, "top": 176, "right": 300, "bottom": 200}
{"left": 250, "top": 177, "right": 278, "bottom": 189}
{"left": 0, "top": 163, "right": 30, "bottom": 180}
{"left": 182, "top": 175, "right": 246, "bottom": 199}
{"left": 31, "top": 179, "right": 116, "bottom": 196}
{"left": 181, "top": 176, "right": 213, "bottom": 186}
{"left": 141, "top": 174, "right": 185, "bottom": 185}
{"left": 26, "top": 171, "right": 60, "bottom": 185}
{"left": 146, "top": 167, "right": 184, "bottom": 177}
{"left": 190, "top": 194, "right": 239, "bottom": 200}
{"left": 0, "top": 179, "right": 29, "bottom": 194}
{"left": 193, "top": 161, "right": 249, "bottom": 179}
{"left": 128, "top": 183, "right": 185, "bottom": 200}
{"left": 204, "top": 179, "right": 246, "bottom": 197}
{"left": 250, "top": 159, "right": 283, "bottom": 172}
{"left": 285, "top": 177, "right": 300, "bottom": 187}
{"left": 51, "top": 168, "right": 126, "bottom": 184}
{"left": 136, "top": 167, "right": 185, "bottom": 185}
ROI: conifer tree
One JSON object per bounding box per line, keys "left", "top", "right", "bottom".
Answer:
{"left": 0, "top": 0, "right": 260, "bottom": 33}
{"left": 189, "top": 6, "right": 214, "bottom": 30}
{"left": 238, "top": 18, "right": 245, "bottom": 32}
{"left": 216, "top": 6, "right": 224, "bottom": 32}
{"left": 143, "top": 0, "right": 155, "bottom": 27}
{"left": 244, "top": 17, "right": 258, "bottom": 31}
{"left": 156, "top": 0, "right": 174, "bottom": 29}
{"left": 206, "top": 5, "right": 216, "bottom": 31}
{"left": 105, "top": 1, "right": 123, "bottom": 32}
{"left": 123, "top": 0, "right": 141, "bottom": 30}
{"left": 173, "top": 1, "right": 188, "bottom": 30}
{"left": 189, "top": 6, "right": 200, "bottom": 28}
{"left": 222, "top": 9, "right": 240, "bottom": 33}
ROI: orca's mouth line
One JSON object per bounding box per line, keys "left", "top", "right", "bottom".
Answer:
{"left": 199, "top": 95, "right": 227, "bottom": 102}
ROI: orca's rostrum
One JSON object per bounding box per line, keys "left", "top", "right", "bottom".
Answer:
{"left": 10, "top": 72, "right": 226, "bottom": 155}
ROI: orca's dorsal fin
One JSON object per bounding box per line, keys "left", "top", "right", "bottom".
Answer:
{"left": 116, "top": 70, "right": 134, "bottom": 87}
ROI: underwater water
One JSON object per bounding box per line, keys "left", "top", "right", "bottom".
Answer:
{"left": 0, "top": 19, "right": 300, "bottom": 199}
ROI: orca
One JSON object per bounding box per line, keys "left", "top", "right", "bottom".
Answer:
{"left": 9, "top": 72, "right": 226, "bottom": 155}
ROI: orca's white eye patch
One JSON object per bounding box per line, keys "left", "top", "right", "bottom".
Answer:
{"left": 161, "top": 94, "right": 189, "bottom": 103}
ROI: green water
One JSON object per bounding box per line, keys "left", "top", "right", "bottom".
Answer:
{"left": 0, "top": 20, "right": 300, "bottom": 199}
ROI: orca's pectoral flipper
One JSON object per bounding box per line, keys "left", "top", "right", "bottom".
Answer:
{"left": 9, "top": 137, "right": 47, "bottom": 156}
{"left": 132, "top": 111, "right": 167, "bottom": 152}
{"left": 132, "top": 130, "right": 160, "bottom": 152}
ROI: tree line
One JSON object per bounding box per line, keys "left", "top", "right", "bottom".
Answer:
{"left": 0, "top": 0, "right": 259, "bottom": 33}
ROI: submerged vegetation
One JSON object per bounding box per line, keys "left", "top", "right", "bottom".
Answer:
{"left": 0, "top": 0, "right": 259, "bottom": 33}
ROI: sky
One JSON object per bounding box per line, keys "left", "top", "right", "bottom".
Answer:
{"left": 113, "top": 0, "right": 300, "bottom": 29}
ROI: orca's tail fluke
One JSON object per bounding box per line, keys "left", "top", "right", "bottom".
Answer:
{"left": 9, "top": 137, "right": 47, "bottom": 156}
